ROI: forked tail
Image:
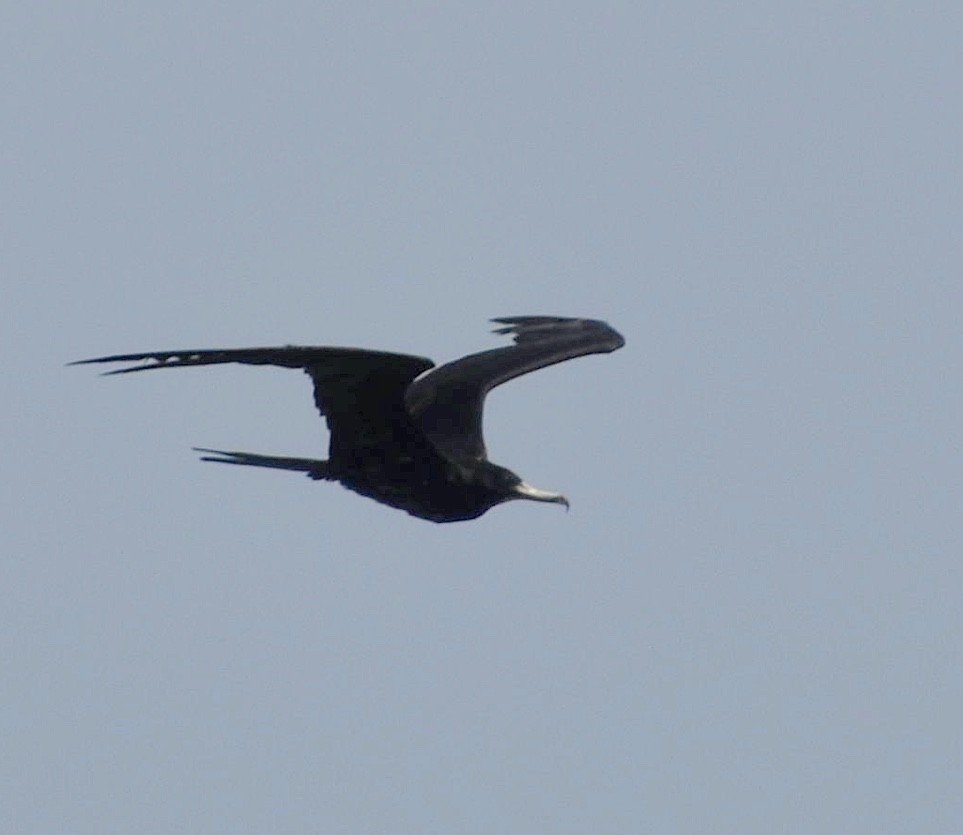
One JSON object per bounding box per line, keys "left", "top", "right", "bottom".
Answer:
{"left": 193, "top": 448, "right": 332, "bottom": 480}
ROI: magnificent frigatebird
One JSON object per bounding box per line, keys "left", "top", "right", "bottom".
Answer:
{"left": 72, "top": 316, "right": 625, "bottom": 522}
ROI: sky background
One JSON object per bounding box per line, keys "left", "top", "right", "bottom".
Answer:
{"left": 4, "top": 3, "right": 962, "bottom": 833}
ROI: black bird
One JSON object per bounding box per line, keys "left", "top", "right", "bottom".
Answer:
{"left": 72, "top": 316, "right": 625, "bottom": 522}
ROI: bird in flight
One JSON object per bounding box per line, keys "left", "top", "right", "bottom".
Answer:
{"left": 72, "top": 316, "right": 625, "bottom": 522}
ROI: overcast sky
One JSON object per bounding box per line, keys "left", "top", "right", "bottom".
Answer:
{"left": 4, "top": 3, "right": 962, "bottom": 833}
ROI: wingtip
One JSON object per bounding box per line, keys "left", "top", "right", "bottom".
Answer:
{"left": 489, "top": 316, "right": 625, "bottom": 348}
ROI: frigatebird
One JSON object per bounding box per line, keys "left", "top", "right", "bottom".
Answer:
{"left": 72, "top": 316, "right": 624, "bottom": 522}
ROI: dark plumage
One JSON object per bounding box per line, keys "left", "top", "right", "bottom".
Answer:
{"left": 72, "top": 316, "right": 625, "bottom": 522}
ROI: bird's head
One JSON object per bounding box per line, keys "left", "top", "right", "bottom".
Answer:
{"left": 487, "top": 464, "right": 570, "bottom": 511}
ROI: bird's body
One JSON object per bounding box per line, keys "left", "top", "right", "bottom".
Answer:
{"left": 73, "top": 316, "right": 624, "bottom": 522}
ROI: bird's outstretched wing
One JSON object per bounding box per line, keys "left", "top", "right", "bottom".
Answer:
{"left": 70, "top": 346, "right": 436, "bottom": 463}
{"left": 405, "top": 316, "right": 624, "bottom": 461}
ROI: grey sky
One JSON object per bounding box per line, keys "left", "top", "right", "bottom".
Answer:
{"left": 4, "top": 3, "right": 962, "bottom": 832}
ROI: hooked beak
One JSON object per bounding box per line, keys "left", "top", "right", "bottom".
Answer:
{"left": 513, "top": 480, "right": 570, "bottom": 511}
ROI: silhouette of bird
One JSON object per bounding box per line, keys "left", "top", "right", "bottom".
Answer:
{"left": 72, "top": 316, "right": 625, "bottom": 522}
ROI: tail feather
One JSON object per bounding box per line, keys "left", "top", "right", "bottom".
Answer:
{"left": 193, "top": 447, "right": 332, "bottom": 480}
